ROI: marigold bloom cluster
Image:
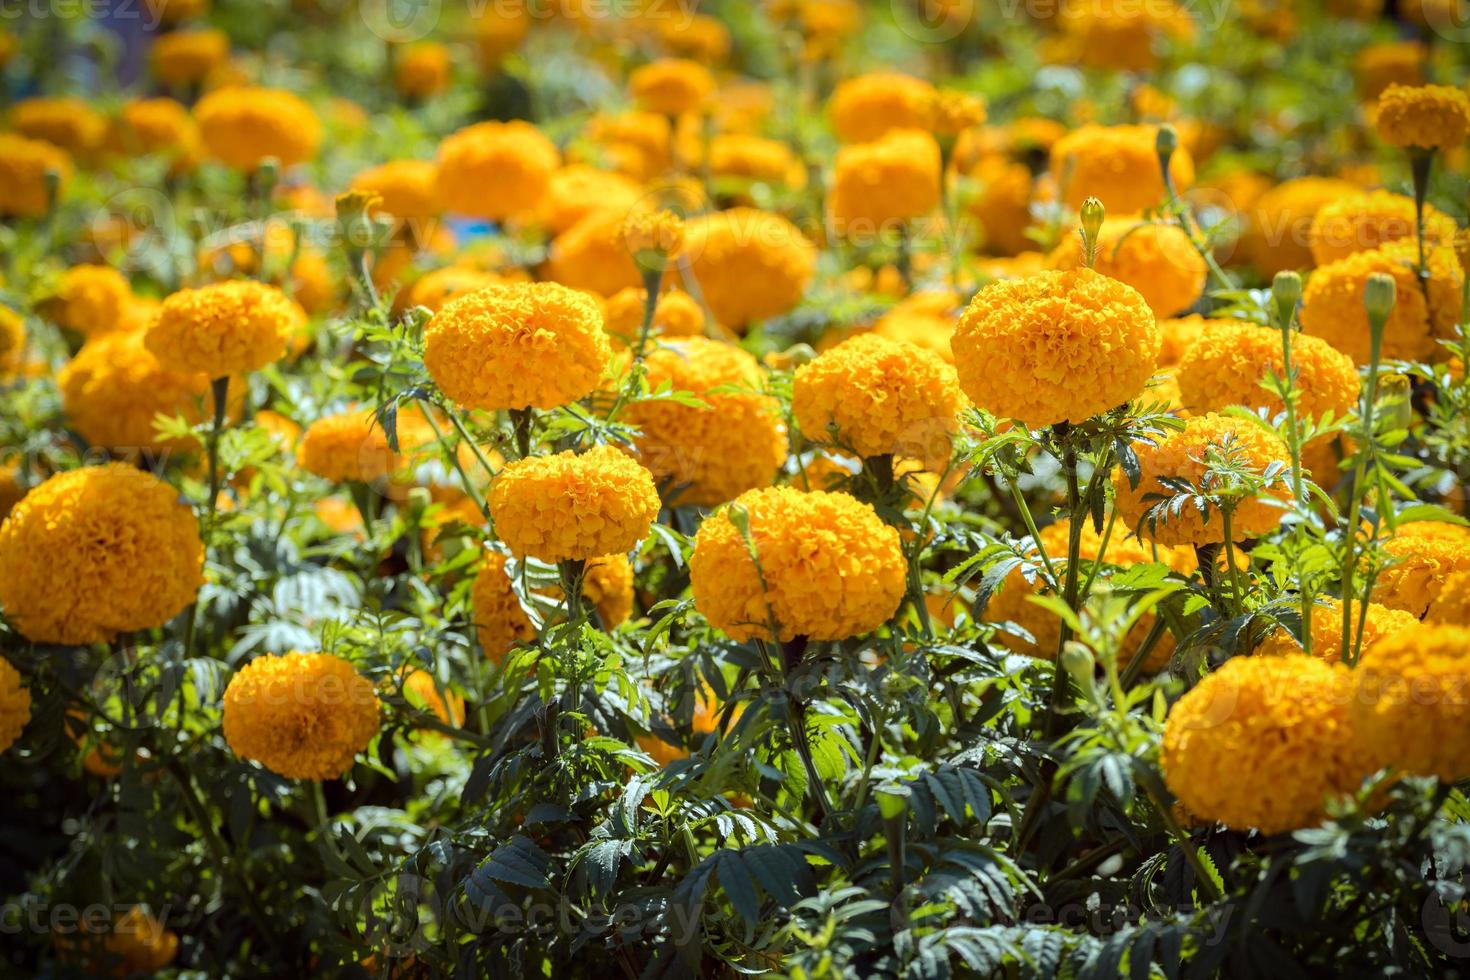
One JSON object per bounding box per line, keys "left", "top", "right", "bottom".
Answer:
{"left": 544, "top": 209, "right": 643, "bottom": 296}
{"left": 690, "top": 486, "right": 906, "bottom": 642}
{"left": 1255, "top": 598, "right": 1419, "bottom": 664}
{"left": 1045, "top": 218, "right": 1205, "bottom": 317}
{"left": 0, "top": 464, "right": 203, "bottom": 644}
{"left": 424, "top": 281, "right": 609, "bottom": 411}
{"left": 951, "top": 268, "right": 1159, "bottom": 428}
{"left": 827, "top": 130, "right": 941, "bottom": 234}
{"left": 222, "top": 651, "right": 381, "bottom": 781}
{"left": 435, "top": 120, "right": 560, "bottom": 221}
{"left": 827, "top": 71, "right": 937, "bottom": 143}
{"left": 489, "top": 445, "right": 660, "bottom": 562}
{"left": 0, "top": 133, "right": 72, "bottom": 218}
{"left": 472, "top": 552, "right": 537, "bottom": 663}
{"left": 47, "top": 264, "right": 134, "bottom": 336}
{"left": 680, "top": 209, "right": 817, "bottom": 330}
{"left": 1373, "top": 83, "right": 1470, "bottom": 150}
{"left": 1308, "top": 190, "right": 1457, "bottom": 266}
{"left": 1175, "top": 321, "right": 1358, "bottom": 420}
{"left": 1162, "top": 654, "right": 1365, "bottom": 835}
{"left": 10, "top": 96, "right": 107, "bottom": 158}
{"left": 150, "top": 28, "right": 229, "bottom": 87}
{"left": 629, "top": 58, "right": 713, "bottom": 116}
{"left": 194, "top": 86, "right": 321, "bottom": 170}
{"left": 1242, "top": 176, "right": 1358, "bottom": 276}
{"left": 145, "top": 280, "right": 304, "bottom": 377}
{"left": 602, "top": 288, "right": 705, "bottom": 345}
{"left": 299, "top": 408, "right": 396, "bottom": 484}
{"left": 1371, "top": 522, "right": 1470, "bottom": 617}
{"left": 350, "top": 159, "right": 442, "bottom": 222}
{"left": 1049, "top": 124, "right": 1194, "bottom": 213}
{"left": 1352, "top": 623, "right": 1470, "bottom": 782}
{"left": 394, "top": 41, "right": 452, "bottom": 99}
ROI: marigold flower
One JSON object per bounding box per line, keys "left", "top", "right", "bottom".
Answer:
{"left": 627, "top": 337, "right": 787, "bottom": 506}
{"left": 150, "top": 28, "right": 229, "bottom": 88}
{"left": 0, "top": 133, "right": 71, "bottom": 218}
{"left": 927, "top": 90, "right": 986, "bottom": 136}
{"left": 394, "top": 41, "right": 452, "bottom": 100}
{"left": 602, "top": 287, "right": 706, "bottom": 345}
{"left": 82, "top": 907, "right": 179, "bottom": 976}
{"left": 46, "top": 265, "right": 134, "bottom": 336}
{"left": 690, "top": 486, "right": 906, "bottom": 641}
{"left": 1242, "top": 177, "right": 1358, "bottom": 276}
{"left": 871, "top": 291, "right": 959, "bottom": 363}
{"left": 198, "top": 223, "right": 338, "bottom": 317}
{"left": 1354, "top": 41, "right": 1426, "bottom": 99}
{"left": 1045, "top": 0, "right": 1196, "bottom": 73}
{"left": 1156, "top": 314, "right": 1208, "bottom": 366}
{"left": 10, "top": 96, "right": 107, "bottom": 159}
{"left": 222, "top": 651, "right": 381, "bottom": 781}
{"left": 630, "top": 58, "right": 713, "bottom": 116}
{"left": 1300, "top": 241, "right": 1464, "bottom": 364}
{"left": 966, "top": 153, "right": 1042, "bottom": 257}
{"left": 1175, "top": 321, "right": 1358, "bottom": 419}
{"left": 707, "top": 134, "right": 802, "bottom": 188}
{"left": 470, "top": 4, "right": 530, "bottom": 69}
{"left": 489, "top": 445, "right": 660, "bottom": 562}
{"left": 108, "top": 98, "right": 201, "bottom": 171}
{"left": 436, "top": 120, "right": 559, "bottom": 221}
{"left": 951, "top": 268, "right": 1159, "bottom": 428}
{"left": 828, "top": 71, "right": 936, "bottom": 143}
{"left": 1425, "top": 570, "right": 1470, "bottom": 624}
{"left": 1308, "top": 190, "right": 1457, "bottom": 266}
{"left": 1162, "top": 654, "right": 1365, "bottom": 834}
{"left": 1371, "top": 522, "right": 1470, "bottom": 617}
{"left": 0, "top": 658, "right": 29, "bottom": 754}
{"left": 658, "top": 13, "right": 731, "bottom": 63}
{"left": 350, "top": 159, "right": 442, "bottom": 223}
{"left": 1255, "top": 598, "right": 1418, "bottom": 663}
{"left": 195, "top": 86, "right": 321, "bottom": 170}
{"left": 394, "top": 266, "right": 508, "bottom": 315}
{"left": 424, "top": 281, "right": 608, "bottom": 411}
{"left": 0, "top": 464, "right": 203, "bottom": 644}
{"left": 680, "top": 208, "right": 816, "bottom": 330}
{"left": 987, "top": 520, "right": 1188, "bottom": 671}
{"left": 399, "top": 669, "right": 465, "bottom": 729}
{"left": 472, "top": 552, "right": 537, "bottom": 663}
{"left": 538, "top": 165, "right": 643, "bottom": 235}
{"left": 299, "top": 408, "right": 398, "bottom": 484}
{"left": 827, "top": 129, "right": 941, "bottom": 236}
{"left": 1352, "top": 622, "right": 1470, "bottom": 781}
{"left": 1046, "top": 218, "right": 1206, "bottom": 317}
{"left": 622, "top": 208, "right": 686, "bottom": 266}
{"left": 543, "top": 209, "right": 643, "bottom": 296}
{"left": 59, "top": 330, "right": 231, "bottom": 453}
{"left": 1050, "top": 124, "right": 1194, "bottom": 213}
{"left": 582, "top": 111, "right": 671, "bottom": 181}
{"left": 1374, "top": 83, "right": 1470, "bottom": 150}
{"left": 793, "top": 333, "right": 964, "bottom": 468}
{"left": 145, "top": 280, "right": 305, "bottom": 377}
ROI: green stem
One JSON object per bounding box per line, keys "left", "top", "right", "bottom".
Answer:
{"left": 632, "top": 267, "right": 664, "bottom": 363}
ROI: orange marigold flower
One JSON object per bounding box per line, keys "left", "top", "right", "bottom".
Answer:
{"left": 629, "top": 58, "right": 713, "bottom": 116}
{"left": 350, "top": 159, "right": 442, "bottom": 223}
{"left": 1175, "top": 321, "right": 1358, "bottom": 420}
{"left": 539, "top": 165, "right": 642, "bottom": 235}
{"left": 299, "top": 408, "right": 398, "bottom": 484}
{"left": 150, "top": 28, "right": 229, "bottom": 88}
{"left": 436, "top": 120, "right": 559, "bottom": 221}
{"left": 472, "top": 552, "right": 537, "bottom": 664}
{"left": 1374, "top": 83, "right": 1470, "bottom": 150}
{"left": 10, "top": 96, "right": 108, "bottom": 159}
{"left": 394, "top": 41, "right": 452, "bottom": 100}
{"left": 602, "top": 287, "right": 706, "bottom": 346}
{"left": 194, "top": 86, "right": 321, "bottom": 171}
{"left": 0, "top": 658, "right": 30, "bottom": 754}
{"left": 1049, "top": 124, "right": 1194, "bottom": 213}
{"left": 0, "top": 133, "right": 72, "bottom": 218}
{"left": 1255, "top": 598, "right": 1419, "bottom": 664}
{"left": 1241, "top": 177, "right": 1358, "bottom": 276}
{"left": 1308, "top": 190, "right": 1457, "bottom": 266}
{"left": 1046, "top": 217, "right": 1206, "bottom": 317}
{"left": 543, "top": 209, "right": 643, "bottom": 296}
{"left": 1371, "top": 522, "right": 1470, "bottom": 617}
{"left": 827, "top": 71, "right": 936, "bottom": 143}
{"left": 1352, "top": 622, "right": 1470, "bottom": 781}
{"left": 827, "top": 129, "right": 941, "bottom": 236}
{"left": 145, "top": 280, "right": 305, "bottom": 376}
{"left": 680, "top": 208, "right": 816, "bottom": 330}
{"left": 46, "top": 264, "right": 134, "bottom": 336}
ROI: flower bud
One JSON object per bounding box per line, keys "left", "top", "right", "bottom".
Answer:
{"left": 1061, "top": 643, "right": 1096, "bottom": 698}
{"left": 1080, "top": 197, "right": 1105, "bottom": 268}
{"left": 1363, "top": 272, "right": 1396, "bottom": 323}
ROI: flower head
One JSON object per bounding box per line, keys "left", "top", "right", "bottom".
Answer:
{"left": 680, "top": 209, "right": 816, "bottom": 330}
{"left": 394, "top": 265, "right": 508, "bottom": 315}
{"left": 690, "top": 486, "right": 906, "bottom": 641}
{"left": 222, "top": 651, "right": 381, "bottom": 781}
{"left": 10, "top": 96, "right": 107, "bottom": 159}
{"left": 150, "top": 28, "right": 228, "bottom": 88}
{"left": 1112, "top": 413, "right": 1292, "bottom": 546}
{"left": 1308, "top": 190, "right": 1457, "bottom": 266}
{"left": 827, "top": 129, "right": 941, "bottom": 236}
{"left": 394, "top": 41, "right": 452, "bottom": 100}
{"left": 539, "top": 164, "right": 643, "bottom": 235}
{"left": 46, "top": 265, "right": 134, "bottom": 336}
{"left": 1371, "top": 522, "right": 1470, "bottom": 617}
{"left": 0, "top": 464, "right": 203, "bottom": 644}
{"left": 629, "top": 58, "right": 713, "bottom": 116}
{"left": 194, "top": 86, "right": 321, "bottom": 171}
{"left": 872, "top": 291, "right": 959, "bottom": 363}
{"left": 299, "top": 408, "right": 398, "bottom": 484}
{"left": 0, "top": 658, "right": 29, "bottom": 754}
{"left": 793, "top": 333, "right": 965, "bottom": 468}
{"left": 627, "top": 337, "right": 788, "bottom": 506}
{"left": 828, "top": 71, "right": 936, "bottom": 143}
{"left": 0, "top": 134, "right": 72, "bottom": 218}
{"left": 544, "top": 208, "right": 644, "bottom": 296}
{"left": 1352, "top": 623, "right": 1470, "bottom": 781}
{"left": 951, "top": 268, "right": 1159, "bottom": 427}
{"left": 602, "top": 287, "right": 705, "bottom": 345}
{"left": 436, "top": 120, "right": 559, "bottom": 221}
{"left": 1175, "top": 321, "right": 1358, "bottom": 419}
{"left": 145, "top": 280, "right": 305, "bottom": 376}
{"left": 350, "top": 159, "right": 442, "bottom": 223}
{"left": 1242, "top": 177, "right": 1358, "bottom": 276}
{"left": 1256, "top": 598, "right": 1419, "bottom": 663}
{"left": 472, "top": 552, "right": 537, "bottom": 663}
{"left": 424, "top": 281, "right": 609, "bottom": 411}
{"left": 1162, "top": 654, "right": 1365, "bottom": 834}
{"left": 1374, "top": 83, "right": 1470, "bottom": 150}
{"left": 1049, "top": 124, "right": 1194, "bottom": 213}
{"left": 489, "top": 445, "right": 660, "bottom": 562}
{"left": 1046, "top": 217, "right": 1206, "bottom": 317}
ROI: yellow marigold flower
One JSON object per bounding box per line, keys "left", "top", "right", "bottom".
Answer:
{"left": 691, "top": 486, "right": 904, "bottom": 641}
{"left": 582, "top": 111, "right": 671, "bottom": 181}
{"left": 145, "top": 280, "right": 304, "bottom": 377}
{"left": 299, "top": 408, "right": 398, "bottom": 484}
{"left": 400, "top": 668, "right": 465, "bottom": 728}
{"left": 350, "top": 160, "right": 442, "bottom": 223}
{"left": 542, "top": 209, "right": 643, "bottom": 296}
{"left": 1162, "top": 654, "right": 1365, "bottom": 834}
{"left": 436, "top": 120, "right": 560, "bottom": 221}
{"left": 872, "top": 291, "right": 959, "bottom": 363}
{"left": 0, "top": 658, "right": 29, "bottom": 754}
{"left": 952, "top": 268, "right": 1159, "bottom": 428}
{"left": 1371, "top": 522, "right": 1470, "bottom": 617}
{"left": 472, "top": 552, "right": 537, "bottom": 663}
{"left": 1352, "top": 622, "right": 1470, "bottom": 781}
{"left": 222, "top": 651, "right": 381, "bottom": 781}
{"left": 602, "top": 287, "right": 706, "bottom": 346}
{"left": 394, "top": 265, "right": 507, "bottom": 315}
{"left": 1308, "top": 190, "right": 1457, "bottom": 266}
{"left": 626, "top": 337, "right": 787, "bottom": 506}
{"left": 46, "top": 264, "right": 134, "bottom": 336}
{"left": 988, "top": 519, "right": 1188, "bottom": 670}
{"left": 1157, "top": 314, "right": 1208, "bottom": 366}
{"left": 150, "top": 28, "right": 229, "bottom": 88}
{"left": 1354, "top": 41, "right": 1426, "bottom": 99}
{"left": 194, "top": 86, "right": 321, "bottom": 171}
{"left": 1112, "top": 413, "right": 1291, "bottom": 546}
{"left": 0, "top": 464, "right": 203, "bottom": 644}
{"left": 966, "top": 153, "right": 1041, "bottom": 257}
{"left": 927, "top": 90, "right": 986, "bottom": 136}
{"left": 827, "top": 129, "right": 941, "bottom": 236}
{"left": 394, "top": 41, "right": 451, "bottom": 100}
{"left": 1050, "top": 124, "right": 1194, "bottom": 213}
{"left": 1242, "top": 177, "right": 1358, "bottom": 276}
{"left": 793, "top": 333, "right": 964, "bottom": 468}
{"left": 470, "top": 4, "right": 530, "bottom": 70}
{"left": 629, "top": 57, "right": 713, "bottom": 116}
{"left": 622, "top": 208, "right": 686, "bottom": 265}
{"left": 0, "top": 133, "right": 72, "bottom": 218}
{"left": 1046, "top": 217, "right": 1206, "bottom": 317}
{"left": 828, "top": 71, "right": 936, "bottom": 143}
{"left": 1374, "top": 83, "right": 1470, "bottom": 150}
{"left": 59, "top": 330, "right": 230, "bottom": 453}
{"left": 658, "top": 13, "right": 731, "bottom": 63}
{"left": 1256, "top": 598, "right": 1419, "bottom": 664}
{"left": 1045, "top": 0, "right": 1196, "bottom": 73}
{"left": 197, "top": 223, "right": 338, "bottom": 318}
{"left": 1175, "top": 321, "right": 1358, "bottom": 420}
{"left": 10, "top": 96, "right": 107, "bottom": 160}
{"left": 108, "top": 98, "right": 201, "bottom": 171}
{"left": 1300, "top": 241, "right": 1464, "bottom": 364}
{"left": 424, "top": 281, "right": 609, "bottom": 411}
{"left": 681, "top": 208, "right": 816, "bottom": 330}
{"left": 489, "top": 445, "right": 660, "bottom": 562}
{"left": 539, "top": 165, "right": 642, "bottom": 235}
{"left": 79, "top": 906, "right": 179, "bottom": 976}
{"left": 707, "top": 134, "right": 802, "bottom": 188}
